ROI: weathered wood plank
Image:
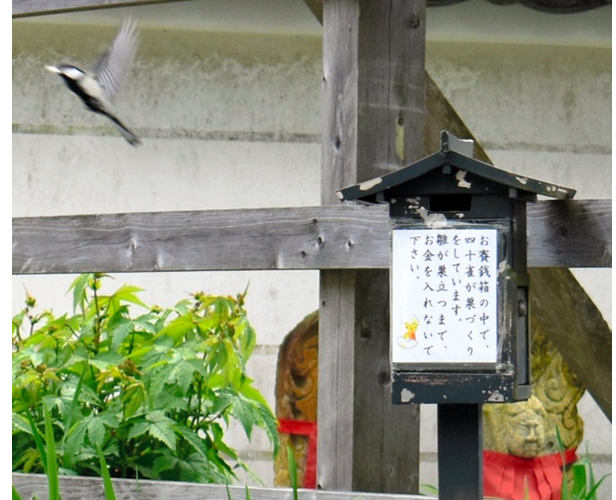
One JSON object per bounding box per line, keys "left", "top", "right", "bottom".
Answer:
{"left": 12, "top": 0, "right": 188, "bottom": 18}
{"left": 11, "top": 205, "right": 391, "bottom": 274}
{"left": 11, "top": 473, "right": 431, "bottom": 500}
{"left": 318, "top": 3, "right": 362, "bottom": 490}
{"left": 302, "top": 0, "right": 324, "bottom": 24}
{"left": 317, "top": 270, "right": 357, "bottom": 490}
{"left": 11, "top": 201, "right": 612, "bottom": 275}
{"left": 529, "top": 267, "right": 612, "bottom": 420}
{"left": 319, "top": 0, "right": 425, "bottom": 494}
{"left": 527, "top": 199, "right": 612, "bottom": 268}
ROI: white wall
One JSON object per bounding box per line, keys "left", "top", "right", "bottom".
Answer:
{"left": 12, "top": 4, "right": 611, "bottom": 495}
{"left": 13, "top": 17, "right": 324, "bottom": 486}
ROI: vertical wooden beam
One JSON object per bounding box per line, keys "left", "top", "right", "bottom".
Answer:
{"left": 318, "top": 0, "right": 426, "bottom": 493}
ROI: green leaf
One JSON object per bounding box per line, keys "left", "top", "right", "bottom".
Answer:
{"left": 145, "top": 411, "right": 177, "bottom": 451}
{"left": 122, "top": 383, "right": 146, "bottom": 419}
{"left": 109, "top": 320, "right": 135, "bottom": 351}
{"left": 87, "top": 415, "right": 106, "bottom": 448}
{"left": 12, "top": 412, "right": 32, "bottom": 434}
{"left": 239, "top": 385, "right": 279, "bottom": 454}
{"left": 232, "top": 395, "right": 260, "bottom": 440}
{"left": 209, "top": 421, "right": 239, "bottom": 460}
{"left": 111, "top": 284, "right": 147, "bottom": 309}
{"left": 64, "top": 419, "right": 88, "bottom": 465}
{"left": 156, "top": 315, "right": 197, "bottom": 343}
{"left": 236, "top": 318, "right": 256, "bottom": 360}
{"left": 173, "top": 422, "right": 209, "bottom": 459}
{"left": 68, "top": 273, "right": 98, "bottom": 314}
{"left": 126, "top": 419, "right": 149, "bottom": 441}
{"left": 168, "top": 358, "right": 200, "bottom": 394}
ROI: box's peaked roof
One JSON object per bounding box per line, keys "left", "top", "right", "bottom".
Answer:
{"left": 336, "top": 131, "right": 576, "bottom": 203}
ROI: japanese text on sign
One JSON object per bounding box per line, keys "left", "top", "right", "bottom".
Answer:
{"left": 391, "top": 228, "right": 499, "bottom": 364}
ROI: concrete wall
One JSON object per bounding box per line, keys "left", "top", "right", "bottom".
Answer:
{"left": 12, "top": 9, "right": 611, "bottom": 496}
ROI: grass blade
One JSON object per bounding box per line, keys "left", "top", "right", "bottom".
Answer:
{"left": 419, "top": 484, "right": 438, "bottom": 495}
{"left": 43, "top": 399, "right": 61, "bottom": 500}
{"left": 24, "top": 407, "right": 47, "bottom": 472}
{"left": 96, "top": 444, "right": 117, "bottom": 500}
{"left": 286, "top": 445, "right": 299, "bottom": 500}
{"left": 12, "top": 485, "right": 24, "bottom": 500}
{"left": 62, "top": 360, "right": 89, "bottom": 468}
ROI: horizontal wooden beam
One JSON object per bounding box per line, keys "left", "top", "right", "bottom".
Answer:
{"left": 12, "top": 473, "right": 430, "bottom": 500}
{"left": 12, "top": 200, "right": 611, "bottom": 275}
{"left": 12, "top": 0, "right": 189, "bottom": 18}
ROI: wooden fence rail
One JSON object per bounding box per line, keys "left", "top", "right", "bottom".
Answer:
{"left": 12, "top": 474, "right": 431, "bottom": 500}
{"left": 12, "top": 200, "right": 612, "bottom": 275}
{"left": 12, "top": 0, "right": 186, "bottom": 18}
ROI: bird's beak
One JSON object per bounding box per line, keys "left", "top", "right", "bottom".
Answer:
{"left": 45, "top": 65, "right": 61, "bottom": 74}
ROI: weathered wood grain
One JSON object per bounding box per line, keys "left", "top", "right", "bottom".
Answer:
{"left": 12, "top": 0, "right": 187, "bottom": 17}
{"left": 11, "top": 473, "right": 431, "bottom": 500}
{"left": 317, "top": 270, "right": 357, "bottom": 490}
{"left": 11, "top": 205, "right": 391, "bottom": 274}
{"left": 12, "top": 201, "right": 611, "bottom": 275}
{"left": 319, "top": 0, "right": 425, "bottom": 494}
{"left": 526, "top": 199, "right": 612, "bottom": 268}
{"left": 530, "top": 267, "right": 612, "bottom": 421}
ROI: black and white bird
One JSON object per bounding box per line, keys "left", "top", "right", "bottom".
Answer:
{"left": 46, "top": 18, "right": 141, "bottom": 146}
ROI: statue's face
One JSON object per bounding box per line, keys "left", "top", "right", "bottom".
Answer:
{"left": 507, "top": 413, "right": 545, "bottom": 458}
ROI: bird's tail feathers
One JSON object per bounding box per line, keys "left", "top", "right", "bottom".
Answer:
{"left": 106, "top": 114, "right": 141, "bottom": 146}
{"left": 117, "top": 123, "right": 141, "bottom": 146}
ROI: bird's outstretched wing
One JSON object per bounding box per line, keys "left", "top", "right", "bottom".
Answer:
{"left": 91, "top": 17, "right": 139, "bottom": 103}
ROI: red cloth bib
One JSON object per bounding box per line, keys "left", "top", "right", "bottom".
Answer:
{"left": 483, "top": 448, "right": 577, "bottom": 500}
{"left": 278, "top": 419, "right": 318, "bottom": 489}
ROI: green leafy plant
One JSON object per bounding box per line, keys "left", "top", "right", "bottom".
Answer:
{"left": 13, "top": 273, "right": 279, "bottom": 485}
{"left": 558, "top": 429, "right": 610, "bottom": 500}
{"left": 13, "top": 397, "right": 120, "bottom": 500}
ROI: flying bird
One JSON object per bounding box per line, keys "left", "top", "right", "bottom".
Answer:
{"left": 46, "top": 18, "right": 141, "bottom": 146}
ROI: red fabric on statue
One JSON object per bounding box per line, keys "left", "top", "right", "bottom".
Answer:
{"left": 483, "top": 448, "right": 577, "bottom": 500}
{"left": 277, "top": 419, "right": 318, "bottom": 489}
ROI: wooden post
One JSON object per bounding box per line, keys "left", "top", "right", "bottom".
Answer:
{"left": 438, "top": 404, "right": 483, "bottom": 500}
{"left": 318, "top": 0, "right": 426, "bottom": 493}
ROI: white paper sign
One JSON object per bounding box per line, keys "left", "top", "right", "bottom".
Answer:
{"left": 391, "top": 228, "right": 499, "bottom": 364}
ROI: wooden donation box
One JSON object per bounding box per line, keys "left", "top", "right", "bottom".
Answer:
{"left": 337, "top": 131, "right": 576, "bottom": 405}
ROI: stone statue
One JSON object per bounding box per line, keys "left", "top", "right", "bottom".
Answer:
{"left": 274, "top": 311, "right": 319, "bottom": 488}
{"left": 483, "top": 321, "right": 585, "bottom": 500}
